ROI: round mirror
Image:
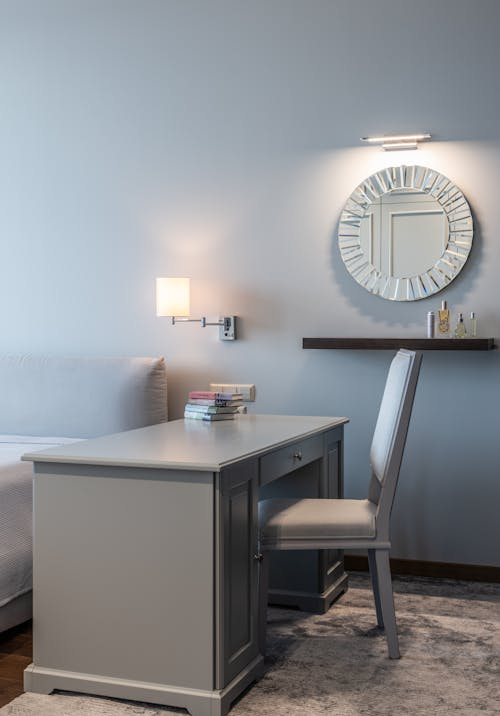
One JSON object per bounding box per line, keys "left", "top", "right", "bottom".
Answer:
{"left": 338, "top": 165, "right": 473, "bottom": 301}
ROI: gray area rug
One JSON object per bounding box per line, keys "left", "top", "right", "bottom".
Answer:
{"left": 2, "top": 574, "right": 499, "bottom": 716}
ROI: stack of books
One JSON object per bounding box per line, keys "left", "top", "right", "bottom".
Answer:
{"left": 184, "top": 391, "right": 244, "bottom": 421}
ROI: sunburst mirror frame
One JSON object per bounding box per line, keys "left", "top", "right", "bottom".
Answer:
{"left": 338, "top": 165, "right": 474, "bottom": 301}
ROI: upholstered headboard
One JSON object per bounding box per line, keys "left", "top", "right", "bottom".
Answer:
{"left": 0, "top": 355, "right": 168, "bottom": 438}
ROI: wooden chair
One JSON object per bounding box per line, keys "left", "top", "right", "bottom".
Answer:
{"left": 259, "top": 349, "right": 422, "bottom": 659}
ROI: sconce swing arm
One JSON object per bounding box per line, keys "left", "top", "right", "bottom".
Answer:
{"left": 170, "top": 315, "right": 236, "bottom": 340}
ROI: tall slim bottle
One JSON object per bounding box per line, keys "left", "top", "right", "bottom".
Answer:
{"left": 469, "top": 312, "right": 477, "bottom": 337}
{"left": 437, "top": 300, "right": 450, "bottom": 337}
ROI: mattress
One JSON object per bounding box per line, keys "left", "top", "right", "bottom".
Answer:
{"left": 0, "top": 435, "right": 80, "bottom": 608}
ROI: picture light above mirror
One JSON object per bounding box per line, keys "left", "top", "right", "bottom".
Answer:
{"left": 360, "top": 133, "right": 431, "bottom": 151}
{"left": 338, "top": 165, "right": 473, "bottom": 301}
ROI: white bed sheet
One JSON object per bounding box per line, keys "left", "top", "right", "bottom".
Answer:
{"left": 0, "top": 435, "right": 80, "bottom": 608}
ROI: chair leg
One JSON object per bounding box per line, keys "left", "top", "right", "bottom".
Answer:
{"left": 368, "top": 549, "right": 384, "bottom": 628}
{"left": 258, "top": 551, "right": 270, "bottom": 654}
{"left": 373, "top": 549, "right": 400, "bottom": 659}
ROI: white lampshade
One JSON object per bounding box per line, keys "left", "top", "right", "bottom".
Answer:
{"left": 156, "top": 277, "right": 190, "bottom": 317}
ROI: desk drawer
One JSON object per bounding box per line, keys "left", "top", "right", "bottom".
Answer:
{"left": 260, "top": 434, "right": 323, "bottom": 487}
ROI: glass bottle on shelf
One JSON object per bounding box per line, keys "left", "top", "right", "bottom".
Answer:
{"left": 469, "top": 312, "right": 477, "bottom": 337}
{"left": 437, "top": 300, "right": 450, "bottom": 337}
{"left": 427, "top": 311, "right": 435, "bottom": 338}
{"left": 454, "top": 313, "right": 467, "bottom": 338}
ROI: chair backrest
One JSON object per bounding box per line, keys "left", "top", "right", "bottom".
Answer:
{"left": 367, "top": 349, "right": 422, "bottom": 540}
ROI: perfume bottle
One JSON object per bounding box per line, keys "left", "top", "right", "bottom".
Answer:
{"left": 454, "top": 313, "right": 467, "bottom": 338}
{"left": 437, "top": 300, "right": 450, "bottom": 337}
{"left": 469, "top": 312, "right": 477, "bottom": 337}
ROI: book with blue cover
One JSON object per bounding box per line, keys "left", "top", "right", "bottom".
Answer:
{"left": 187, "top": 398, "right": 243, "bottom": 407}
{"left": 184, "top": 410, "right": 235, "bottom": 421}
{"left": 184, "top": 403, "right": 238, "bottom": 414}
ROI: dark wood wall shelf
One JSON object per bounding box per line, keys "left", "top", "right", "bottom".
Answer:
{"left": 302, "top": 338, "right": 496, "bottom": 351}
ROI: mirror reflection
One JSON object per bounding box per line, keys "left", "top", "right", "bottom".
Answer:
{"left": 360, "top": 190, "right": 448, "bottom": 278}
{"left": 338, "top": 166, "right": 473, "bottom": 301}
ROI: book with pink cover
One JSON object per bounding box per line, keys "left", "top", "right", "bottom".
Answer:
{"left": 184, "top": 410, "right": 235, "bottom": 421}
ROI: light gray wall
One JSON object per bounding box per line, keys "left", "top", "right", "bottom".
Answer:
{"left": 1, "top": 0, "right": 499, "bottom": 567}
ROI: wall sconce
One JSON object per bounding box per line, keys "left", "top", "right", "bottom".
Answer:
{"left": 156, "top": 277, "right": 237, "bottom": 341}
{"left": 360, "top": 133, "right": 431, "bottom": 151}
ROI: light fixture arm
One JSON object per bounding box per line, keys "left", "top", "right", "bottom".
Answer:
{"left": 202, "top": 318, "right": 222, "bottom": 327}
{"left": 171, "top": 315, "right": 236, "bottom": 340}
{"left": 171, "top": 317, "right": 198, "bottom": 325}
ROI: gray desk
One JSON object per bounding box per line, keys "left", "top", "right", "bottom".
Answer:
{"left": 23, "top": 414, "right": 348, "bottom": 716}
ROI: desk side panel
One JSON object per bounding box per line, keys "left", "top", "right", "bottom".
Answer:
{"left": 32, "top": 464, "right": 214, "bottom": 691}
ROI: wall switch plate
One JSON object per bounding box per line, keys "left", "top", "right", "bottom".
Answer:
{"left": 209, "top": 383, "right": 256, "bottom": 402}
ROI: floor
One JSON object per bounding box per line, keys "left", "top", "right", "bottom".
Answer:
{"left": 0, "top": 622, "right": 31, "bottom": 708}
{"left": 1, "top": 575, "right": 499, "bottom": 715}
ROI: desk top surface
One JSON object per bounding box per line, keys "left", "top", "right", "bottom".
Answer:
{"left": 22, "top": 414, "right": 348, "bottom": 472}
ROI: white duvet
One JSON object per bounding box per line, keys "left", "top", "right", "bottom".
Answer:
{"left": 0, "top": 435, "right": 79, "bottom": 608}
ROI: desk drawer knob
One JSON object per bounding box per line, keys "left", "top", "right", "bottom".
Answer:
{"left": 293, "top": 451, "right": 303, "bottom": 461}
{"left": 253, "top": 553, "right": 264, "bottom": 562}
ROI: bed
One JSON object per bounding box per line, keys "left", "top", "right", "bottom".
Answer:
{"left": 0, "top": 355, "right": 168, "bottom": 633}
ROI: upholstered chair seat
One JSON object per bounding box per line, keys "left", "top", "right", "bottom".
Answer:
{"left": 259, "top": 498, "right": 377, "bottom": 544}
